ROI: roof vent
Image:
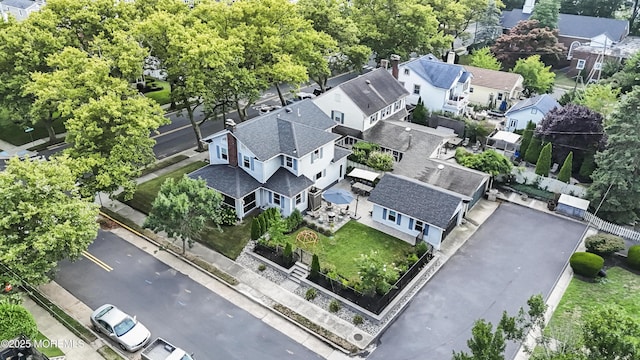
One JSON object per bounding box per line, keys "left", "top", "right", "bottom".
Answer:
{"left": 437, "top": 164, "right": 445, "bottom": 170}
{"left": 285, "top": 107, "right": 293, "bottom": 113}
{"left": 365, "top": 80, "right": 371, "bottom": 85}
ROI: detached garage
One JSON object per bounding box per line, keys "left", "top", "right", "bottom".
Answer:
{"left": 556, "top": 194, "right": 590, "bottom": 219}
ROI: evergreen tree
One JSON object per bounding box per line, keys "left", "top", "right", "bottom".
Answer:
{"left": 579, "top": 152, "right": 596, "bottom": 180}
{"left": 519, "top": 121, "right": 536, "bottom": 160}
{"left": 250, "top": 218, "right": 261, "bottom": 240}
{"left": 474, "top": 0, "right": 503, "bottom": 45}
{"left": 557, "top": 152, "right": 573, "bottom": 183}
{"left": 535, "top": 143, "right": 552, "bottom": 176}
{"left": 525, "top": 137, "right": 543, "bottom": 164}
{"left": 283, "top": 243, "right": 293, "bottom": 267}
{"left": 588, "top": 87, "right": 640, "bottom": 223}
{"left": 531, "top": 0, "right": 561, "bottom": 29}
{"left": 412, "top": 97, "right": 428, "bottom": 125}
{"left": 259, "top": 216, "right": 267, "bottom": 235}
{"left": 310, "top": 254, "right": 321, "bottom": 279}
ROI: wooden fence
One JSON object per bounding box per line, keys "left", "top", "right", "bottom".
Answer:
{"left": 584, "top": 212, "right": 640, "bottom": 242}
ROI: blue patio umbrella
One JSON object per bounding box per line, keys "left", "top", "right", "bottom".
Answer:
{"left": 322, "top": 188, "right": 355, "bottom": 205}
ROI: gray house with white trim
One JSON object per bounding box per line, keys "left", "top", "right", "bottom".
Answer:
{"left": 193, "top": 100, "right": 350, "bottom": 218}
{"left": 368, "top": 174, "right": 465, "bottom": 249}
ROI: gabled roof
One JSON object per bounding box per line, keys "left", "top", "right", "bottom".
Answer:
{"left": 1, "top": 0, "right": 38, "bottom": 9}
{"left": 263, "top": 168, "right": 314, "bottom": 197}
{"left": 205, "top": 100, "right": 339, "bottom": 161}
{"left": 189, "top": 165, "right": 261, "bottom": 198}
{"left": 368, "top": 174, "right": 463, "bottom": 229}
{"left": 505, "top": 94, "right": 560, "bottom": 116}
{"left": 402, "top": 54, "right": 471, "bottom": 89}
{"left": 335, "top": 68, "right": 409, "bottom": 117}
{"left": 409, "top": 159, "right": 489, "bottom": 199}
{"left": 463, "top": 65, "right": 523, "bottom": 91}
{"left": 501, "top": 10, "right": 629, "bottom": 41}
{"left": 333, "top": 146, "right": 351, "bottom": 163}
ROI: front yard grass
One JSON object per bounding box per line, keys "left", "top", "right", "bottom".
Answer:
{"left": 0, "top": 109, "right": 66, "bottom": 146}
{"left": 33, "top": 331, "right": 64, "bottom": 358}
{"left": 547, "top": 267, "right": 640, "bottom": 335}
{"left": 143, "top": 77, "right": 171, "bottom": 106}
{"left": 285, "top": 221, "right": 414, "bottom": 279}
{"left": 121, "top": 161, "right": 251, "bottom": 259}
{"left": 553, "top": 70, "right": 577, "bottom": 88}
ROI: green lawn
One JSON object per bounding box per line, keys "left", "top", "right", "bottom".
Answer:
{"left": 0, "top": 108, "right": 66, "bottom": 146}
{"left": 285, "top": 222, "right": 414, "bottom": 279}
{"left": 553, "top": 70, "right": 578, "bottom": 88}
{"left": 143, "top": 77, "right": 171, "bottom": 106}
{"left": 34, "top": 331, "right": 64, "bottom": 358}
{"left": 140, "top": 155, "right": 189, "bottom": 177}
{"left": 547, "top": 267, "right": 640, "bottom": 335}
{"left": 122, "top": 161, "right": 252, "bottom": 259}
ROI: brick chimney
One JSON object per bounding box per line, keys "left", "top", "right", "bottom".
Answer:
{"left": 390, "top": 54, "right": 401, "bottom": 80}
{"left": 225, "top": 119, "right": 238, "bottom": 167}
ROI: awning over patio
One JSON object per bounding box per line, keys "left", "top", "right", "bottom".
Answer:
{"left": 347, "top": 168, "right": 380, "bottom": 183}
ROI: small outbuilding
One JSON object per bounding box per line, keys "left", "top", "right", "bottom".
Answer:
{"left": 556, "top": 194, "right": 590, "bottom": 219}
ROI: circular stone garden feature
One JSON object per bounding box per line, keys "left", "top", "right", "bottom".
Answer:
{"left": 296, "top": 230, "right": 318, "bottom": 246}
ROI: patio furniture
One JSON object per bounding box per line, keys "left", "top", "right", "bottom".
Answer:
{"left": 352, "top": 182, "right": 373, "bottom": 196}
{"left": 317, "top": 216, "right": 324, "bottom": 224}
{"left": 340, "top": 208, "right": 349, "bottom": 216}
{"left": 327, "top": 211, "right": 336, "bottom": 223}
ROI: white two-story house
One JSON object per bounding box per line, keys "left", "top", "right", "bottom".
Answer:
{"left": 394, "top": 54, "right": 472, "bottom": 116}
{"left": 313, "top": 68, "right": 409, "bottom": 135}
{"left": 1, "top": 0, "right": 44, "bottom": 21}
{"left": 192, "top": 100, "right": 350, "bottom": 218}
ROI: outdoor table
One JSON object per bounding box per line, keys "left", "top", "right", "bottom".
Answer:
{"left": 352, "top": 182, "right": 373, "bottom": 196}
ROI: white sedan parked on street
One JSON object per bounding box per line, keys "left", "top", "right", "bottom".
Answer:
{"left": 90, "top": 304, "right": 151, "bottom": 352}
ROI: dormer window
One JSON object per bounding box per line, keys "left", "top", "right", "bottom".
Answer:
{"left": 286, "top": 157, "right": 293, "bottom": 167}
{"left": 369, "top": 113, "right": 378, "bottom": 124}
{"left": 404, "top": 69, "right": 410, "bottom": 75}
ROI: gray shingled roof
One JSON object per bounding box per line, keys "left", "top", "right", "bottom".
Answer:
{"left": 263, "top": 168, "right": 314, "bottom": 197}
{"left": 408, "top": 159, "right": 488, "bottom": 199}
{"left": 404, "top": 54, "right": 470, "bottom": 89}
{"left": 1, "top": 0, "right": 38, "bottom": 9}
{"left": 363, "top": 121, "right": 415, "bottom": 152}
{"left": 501, "top": 10, "right": 629, "bottom": 41}
{"left": 368, "top": 174, "right": 463, "bottom": 229}
{"left": 212, "top": 100, "right": 339, "bottom": 161}
{"left": 337, "top": 68, "right": 409, "bottom": 117}
{"left": 333, "top": 146, "right": 351, "bottom": 163}
{"left": 188, "top": 164, "right": 261, "bottom": 198}
{"left": 505, "top": 94, "right": 560, "bottom": 116}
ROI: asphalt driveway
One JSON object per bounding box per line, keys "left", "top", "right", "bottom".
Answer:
{"left": 369, "top": 202, "right": 586, "bottom": 360}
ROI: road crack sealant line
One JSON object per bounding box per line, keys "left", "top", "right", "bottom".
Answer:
{"left": 99, "top": 210, "right": 238, "bottom": 285}
{"left": 99, "top": 210, "right": 360, "bottom": 356}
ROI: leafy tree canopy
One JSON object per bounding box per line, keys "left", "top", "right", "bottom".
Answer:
{"left": 531, "top": 0, "right": 561, "bottom": 29}
{"left": 560, "top": 0, "right": 624, "bottom": 18}
{"left": 470, "top": 47, "right": 502, "bottom": 70}
{"left": 455, "top": 148, "right": 513, "bottom": 176}
{"left": 574, "top": 84, "right": 620, "bottom": 119}
{"left": 511, "top": 55, "right": 556, "bottom": 96}
{"left": 491, "top": 20, "right": 565, "bottom": 69}
{"left": 605, "top": 50, "right": 640, "bottom": 94}
{"left": 0, "top": 304, "right": 38, "bottom": 341}
{"left": 474, "top": 0, "right": 504, "bottom": 45}
{"left": 0, "top": 157, "right": 99, "bottom": 285}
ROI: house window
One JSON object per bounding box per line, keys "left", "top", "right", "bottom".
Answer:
{"left": 369, "top": 113, "right": 378, "bottom": 124}
{"left": 381, "top": 105, "right": 391, "bottom": 118}
{"left": 531, "top": 108, "right": 538, "bottom": 114}
{"left": 509, "top": 119, "right": 517, "bottom": 129}
{"left": 469, "top": 87, "right": 474, "bottom": 93}
{"left": 295, "top": 193, "right": 302, "bottom": 205}
{"left": 414, "top": 220, "right": 424, "bottom": 232}
{"left": 394, "top": 100, "right": 402, "bottom": 111}
{"left": 220, "top": 147, "right": 228, "bottom": 160}
{"left": 273, "top": 193, "right": 281, "bottom": 206}
{"left": 404, "top": 69, "right": 410, "bottom": 75}
{"left": 331, "top": 110, "right": 344, "bottom": 124}
{"left": 413, "top": 84, "right": 421, "bottom": 95}
{"left": 315, "top": 171, "right": 323, "bottom": 180}
{"left": 497, "top": 93, "right": 503, "bottom": 101}
{"left": 388, "top": 210, "right": 397, "bottom": 222}
{"left": 285, "top": 156, "right": 293, "bottom": 168}
{"left": 312, "top": 148, "right": 323, "bottom": 163}
{"left": 243, "top": 155, "right": 251, "bottom": 169}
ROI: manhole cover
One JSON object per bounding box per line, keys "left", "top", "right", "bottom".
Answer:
{"left": 353, "top": 333, "right": 363, "bottom": 341}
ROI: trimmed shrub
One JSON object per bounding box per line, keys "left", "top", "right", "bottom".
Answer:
{"left": 283, "top": 243, "right": 293, "bottom": 266}
{"left": 569, "top": 252, "right": 604, "bottom": 278}
{"left": 628, "top": 245, "right": 640, "bottom": 271}
{"left": 310, "top": 254, "right": 321, "bottom": 279}
{"left": 519, "top": 121, "right": 535, "bottom": 160}
{"left": 258, "top": 264, "right": 266, "bottom": 272}
{"left": 258, "top": 216, "right": 267, "bottom": 235}
{"left": 367, "top": 151, "right": 394, "bottom": 171}
{"left": 416, "top": 242, "right": 429, "bottom": 257}
{"left": 525, "top": 137, "right": 543, "bottom": 164}
{"left": 557, "top": 152, "right": 573, "bottom": 183}
{"left": 585, "top": 234, "right": 625, "bottom": 256}
{"left": 219, "top": 207, "right": 238, "bottom": 226}
{"left": 329, "top": 299, "right": 341, "bottom": 313}
{"left": 0, "top": 303, "right": 38, "bottom": 341}
{"left": 352, "top": 315, "right": 364, "bottom": 325}
{"left": 250, "top": 218, "right": 261, "bottom": 240}
{"left": 305, "top": 288, "right": 317, "bottom": 300}
{"left": 286, "top": 209, "right": 303, "bottom": 233}
{"left": 579, "top": 153, "right": 596, "bottom": 180}
{"left": 535, "top": 142, "right": 552, "bottom": 176}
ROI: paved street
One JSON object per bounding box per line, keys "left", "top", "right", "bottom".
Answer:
{"left": 55, "top": 230, "right": 322, "bottom": 360}
{"left": 368, "top": 203, "right": 586, "bottom": 360}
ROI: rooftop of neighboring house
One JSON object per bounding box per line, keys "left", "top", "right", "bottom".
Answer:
{"left": 574, "top": 36, "right": 640, "bottom": 59}
{"left": 1, "top": 0, "right": 39, "bottom": 9}
{"left": 463, "top": 65, "right": 524, "bottom": 92}
{"left": 401, "top": 54, "right": 471, "bottom": 89}
{"left": 204, "top": 100, "right": 340, "bottom": 161}
{"left": 368, "top": 173, "right": 463, "bottom": 229}
{"left": 501, "top": 10, "right": 629, "bottom": 41}
{"left": 362, "top": 120, "right": 490, "bottom": 199}
{"left": 189, "top": 164, "right": 261, "bottom": 198}
{"left": 326, "top": 68, "right": 409, "bottom": 117}
{"left": 504, "top": 94, "right": 560, "bottom": 116}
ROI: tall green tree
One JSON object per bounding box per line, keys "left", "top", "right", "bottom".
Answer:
{"left": 453, "top": 319, "right": 506, "bottom": 360}
{"left": 560, "top": 0, "right": 624, "bottom": 18}
{"left": 588, "top": 87, "right": 640, "bottom": 223}
{"left": 64, "top": 92, "right": 168, "bottom": 199}
{"left": 606, "top": 51, "right": 640, "bottom": 94}
{"left": 492, "top": 20, "right": 565, "bottom": 69}
{"left": 525, "top": 137, "right": 543, "bottom": 164}
{"left": 519, "top": 121, "right": 536, "bottom": 160}
{"left": 474, "top": 0, "right": 504, "bottom": 45}
{"left": 579, "top": 152, "right": 596, "bottom": 181}
{"left": 582, "top": 306, "right": 640, "bottom": 360}
{"left": 412, "top": 97, "right": 428, "bottom": 125}
{"left": 352, "top": 0, "right": 450, "bottom": 61}
{"left": 512, "top": 55, "right": 556, "bottom": 96}
{"left": 575, "top": 84, "right": 620, "bottom": 119}
{"left": 469, "top": 47, "right": 502, "bottom": 70}
{"left": 557, "top": 152, "right": 573, "bottom": 183}
{"left": 297, "top": 0, "right": 370, "bottom": 90}
{"left": 531, "top": 0, "right": 561, "bottom": 29}
{"left": 0, "top": 157, "right": 99, "bottom": 285}
{"left": 535, "top": 142, "right": 552, "bottom": 176}
{"left": 424, "top": 0, "right": 503, "bottom": 46}
{"left": 455, "top": 148, "right": 513, "bottom": 176}
{"left": 355, "top": 251, "right": 399, "bottom": 295}
{"left": 144, "top": 175, "right": 225, "bottom": 254}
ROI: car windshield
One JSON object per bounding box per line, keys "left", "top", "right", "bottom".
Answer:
{"left": 113, "top": 318, "right": 136, "bottom": 337}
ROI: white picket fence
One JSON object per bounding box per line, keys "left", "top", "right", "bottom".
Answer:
{"left": 584, "top": 212, "right": 640, "bottom": 242}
